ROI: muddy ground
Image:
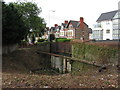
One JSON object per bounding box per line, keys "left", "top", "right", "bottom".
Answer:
{"left": 2, "top": 46, "right": 119, "bottom": 88}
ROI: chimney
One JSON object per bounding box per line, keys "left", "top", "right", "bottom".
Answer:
{"left": 54, "top": 24, "right": 58, "bottom": 27}
{"left": 80, "top": 17, "right": 84, "bottom": 29}
{"left": 64, "top": 20, "right": 68, "bottom": 24}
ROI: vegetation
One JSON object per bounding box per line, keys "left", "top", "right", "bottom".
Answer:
{"left": 2, "top": 1, "right": 46, "bottom": 45}
{"left": 56, "top": 38, "right": 71, "bottom": 42}
{"left": 2, "top": 2, "right": 27, "bottom": 45}
{"left": 72, "top": 43, "right": 119, "bottom": 64}
{"left": 12, "top": 2, "right": 46, "bottom": 37}
{"left": 71, "top": 61, "right": 96, "bottom": 75}
{"left": 37, "top": 38, "right": 45, "bottom": 42}
{"left": 36, "top": 42, "right": 50, "bottom": 45}
{"left": 31, "top": 34, "right": 35, "bottom": 44}
{"left": 36, "top": 38, "right": 47, "bottom": 44}
{"left": 2, "top": 46, "right": 118, "bottom": 88}
{"left": 48, "top": 34, "right": 55, "bottom": 42}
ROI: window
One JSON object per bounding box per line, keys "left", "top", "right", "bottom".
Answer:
{"left": 70, "top": 32, "right": 72, "bottom": 36}
{"left": 106, "top": 29, "right": 110, "bottom": 33}
{"left": 106, "top": 21, "right": 110, "bottom": 25}
{"left": 69, "top": 24, "right": 73, "bottom": 28}
{"left": 60, "top": 32, "right": 64, "bottom": 36}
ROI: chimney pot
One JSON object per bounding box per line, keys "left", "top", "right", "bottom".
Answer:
{"left": 80, "top": 17, "right": 84, "bottom": 23}
{"left": 80, "top": 17, "right": 84, "bottom": 29}
{"left": 64, "top": 20, "right": 68, "bottom": 24}
{"left": 54, "top": 24, "right": 58, "bottom": 27}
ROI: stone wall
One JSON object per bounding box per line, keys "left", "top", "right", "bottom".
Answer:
{"left": 2, "top": 44, "right": 18, "bottom": 54}
{"left": 37, "top": 43, "right": 50, "bottom": 52}
{"left": 75, "top": 24, "right": 89, "bottom": 40}
{"left": 72, "top": 43, "right": 119, "bottom": 65}
{"left": 51, "top": 56, "right": 71, "bottom": 73}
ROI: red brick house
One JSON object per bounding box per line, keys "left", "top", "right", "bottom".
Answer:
{"left": 59, "top": 17, "right": 92, "bottom": 40}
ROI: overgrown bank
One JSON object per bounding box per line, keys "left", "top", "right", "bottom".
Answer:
{"left": 72, "top": 42, "right": 119, "bottom": 65}
{"left": 2, "top": 46, "right": 119, "bottom": 88}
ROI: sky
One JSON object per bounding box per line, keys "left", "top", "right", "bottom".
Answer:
{"left": 5, "top": 0, "right": 120, "bottom": 28}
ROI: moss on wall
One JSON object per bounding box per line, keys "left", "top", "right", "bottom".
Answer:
{"left": 72, "top": 43, "right": 119, "bottom": 64}
{"left": 71, "top": 61, "right": 97, "bottom": 75}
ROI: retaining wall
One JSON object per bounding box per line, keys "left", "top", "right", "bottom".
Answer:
{"left": 2, "top": 43, "right": 18, "bottom": 54}
{"left": 51, "top": 56, "right": 71, "bottom": 73}
{"left": 72, "top": 43, "right": 119, "bottom": 65}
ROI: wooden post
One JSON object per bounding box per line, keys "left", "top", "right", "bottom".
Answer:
{"left": 65, "top": 58, "right": 68, "bottom": 73}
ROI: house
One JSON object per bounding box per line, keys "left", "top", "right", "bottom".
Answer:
{"left": 59, "top": 17, "right": 92, "bottom": 40}
{"left": 42, "top": 27, "right": 49, "bottom": 39}
{"left": 49, "top": 24, "right": 61, "bottom": 38}
{"left": 66, "top": 20, "right": 79, "bottom": 39}
{"left": 42, "top": 24, "right": 61, "bottom": 39}
{"left": 59, "top": 21, "right": 68, "bottom": 38}
{"left": 92, "top": 23, "right": 103, "bottom": 40}
{"left": 71, "top": 17, "right": 92, "bottom": 40}
{"left": 92, "top": 10, "right": 120, "bottom": 40}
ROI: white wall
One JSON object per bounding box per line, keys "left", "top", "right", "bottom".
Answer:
{"left": 92, "top": 27, "right": 103, "bottom": 40}
{"left": 60, "top": 30, "right": 65, "bottom": 36}
{"left": 101, "top": 21, "right": 113, "bottom": 40}
{"left": 67, "top": 29, "right": 74, "bottom": 36}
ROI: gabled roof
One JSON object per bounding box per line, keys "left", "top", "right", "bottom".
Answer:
{"left": 62, "top": 23, "right": 67, "bottom": 28}
{"left": 66, "top": 20, "right": 79, "bottom": 28}
{"left": 58, "top": 26, "right": 61, "bottom": 30}
{"left": 97, "top": 10, "right": 118, "bottom": 22}
{"left": 50, "top": 26, "right": 61, "bottom": 32}
{"left": 50, "top": 27, "right": 55, "bottom": 30}
{"left": 66, "top": 20, "right": 89, "bottom": 28}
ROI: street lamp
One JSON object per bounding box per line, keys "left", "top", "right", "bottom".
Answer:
{"left": 49, "top": 10, "right": 56, "bottom": 28}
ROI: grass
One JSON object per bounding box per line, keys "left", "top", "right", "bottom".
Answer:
{"left": 56, "top": 38, "right": 71, "bottom": 42}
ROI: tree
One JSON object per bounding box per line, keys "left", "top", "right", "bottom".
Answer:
{"left": 12, "top": 2, "right": 46, "bottom": 40}
{"left": 2, "top": 2, "right": 27, "bottom": 45}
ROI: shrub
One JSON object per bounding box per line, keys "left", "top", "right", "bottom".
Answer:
{"left": 2, "top": 2, "right": 27, "bottom": 45}
{"left": 37, "top": 38, "right": 45, "bottom": 42}
{"left": 19, "top": 40, "right": 28, "bottom": 47}
{"left": 36, "top": 41, "right": 50, "bottom": 45}
{"left": 56, "top": 38, "right": 71, "bottom": 42}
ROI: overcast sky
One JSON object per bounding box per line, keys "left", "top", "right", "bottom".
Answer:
{"left": 5, "top": 0, "right": 120, "bottom": 28}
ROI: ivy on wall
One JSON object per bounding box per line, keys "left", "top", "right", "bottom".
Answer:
{"left": 72, "top": 43, "right": 118, "bottom": 64}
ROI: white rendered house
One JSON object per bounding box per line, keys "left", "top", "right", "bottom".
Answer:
{"left": 92, "top": 10, "right": 120, "bottom": 40}
{"left": 92, "top": 24, "right": 103, "bottom": 40}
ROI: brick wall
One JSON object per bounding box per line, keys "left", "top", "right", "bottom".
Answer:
{"left": 75, "top": 24, "right": 89, "bottom": 40}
